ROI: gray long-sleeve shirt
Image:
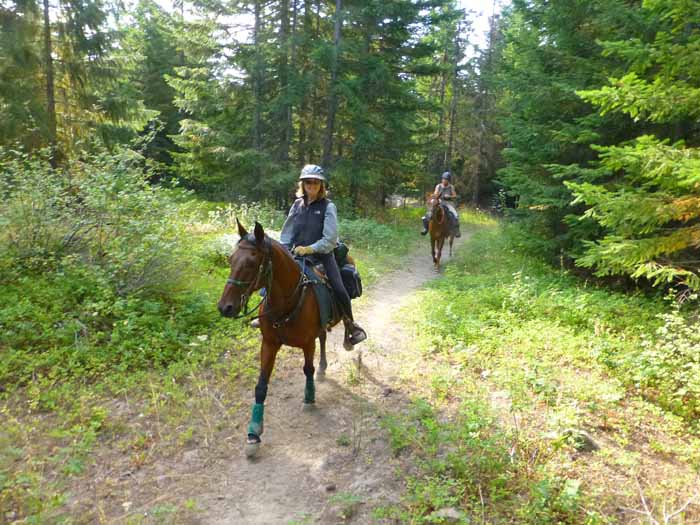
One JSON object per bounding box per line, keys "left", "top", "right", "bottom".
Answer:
{"left": 280, "top": 199, "right": 339, "bottom": 254}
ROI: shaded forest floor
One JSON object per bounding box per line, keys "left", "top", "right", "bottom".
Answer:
{"left": 3, "top": 213, "right": 700, "bottom": 524}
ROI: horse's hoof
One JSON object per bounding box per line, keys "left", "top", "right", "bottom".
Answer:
{"left": 316, "top": 369, "right": 326, "bottom": 382}
{"left": 245, "top": 441, "right": 260, "bottom": 458}
{"left": 302, "top": 402, "right": 317, "bottom": 412}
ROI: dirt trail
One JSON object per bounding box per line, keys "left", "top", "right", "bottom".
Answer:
{"left": 197, "top": 237, "right": 466, "bottom": 524}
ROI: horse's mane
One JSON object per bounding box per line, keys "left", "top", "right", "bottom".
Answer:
{"left": 238, "top": 234, "right": 300, "bottom": 273}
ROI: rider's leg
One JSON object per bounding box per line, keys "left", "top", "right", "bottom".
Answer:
{"left": 421, "top": 211, "right": 432, "bottom": 235}
{"left": 319, "top": 253, "right": 367, "bottom": 348}
{"left": 449, "top": 210, "right": 461, "bottom": 237}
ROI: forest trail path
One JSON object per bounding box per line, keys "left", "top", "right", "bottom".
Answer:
{"left": 198, "top": 235, "right": 467, "bottom": 524}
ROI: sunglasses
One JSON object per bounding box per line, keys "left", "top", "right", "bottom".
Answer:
{"left": 303, "top": 179, "right": 321, "bottom": 185}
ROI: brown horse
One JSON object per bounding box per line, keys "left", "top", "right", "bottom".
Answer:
{"left": 429, "top": 198, "right": 455, "bottom": 270}
{"left": 217, "top": 220, "right": 338, "bottom": 457}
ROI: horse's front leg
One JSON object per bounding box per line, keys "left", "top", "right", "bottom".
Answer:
{"left": 449, "top": 235, "right": 454, "bottom": 257}
{"left": 431, "top": 237, "right": 437, "bottom": 264}
{"left": 245, "top": 338, "right": 280, "bottom": 458}
{"left": 436, "top": 238, "right": 444, "bottom": 270}
{"left": 316, "top": 331, "right": 327, "bottom": 382}
{"left": 302, "top": 340, "right": 316, "bottom": 410}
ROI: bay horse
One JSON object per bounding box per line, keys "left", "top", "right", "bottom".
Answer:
{"left": 429, "top": 198, "right": 455, "bottom": 270}
{"left": 217, "top": 220, "right": 337, "bottom": 457}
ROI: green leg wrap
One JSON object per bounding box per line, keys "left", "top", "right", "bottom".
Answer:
{"left": 247, "top": 403, "right": 264, "bottom": 437}
{"left": 304, "top": 378, "right": 315, "bottom": 404}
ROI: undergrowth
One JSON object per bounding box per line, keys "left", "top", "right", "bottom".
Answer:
{"left": 0, "top": 151, "right": 422, "bottom": 523}
{"left": 378, "top": 212, "right": 700, "bottom": 524}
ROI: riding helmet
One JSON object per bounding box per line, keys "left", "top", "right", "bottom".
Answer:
{"left": 299, "top": 164, "right": 326, "bottom": 181}
{"left": 441, "top": 171, "right": 451, "bottom": 180}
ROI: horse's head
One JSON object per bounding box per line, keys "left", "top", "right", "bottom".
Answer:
{"left": 217, "top": 220, "right": 271, "bottom": 318}
{"left": 430, "top": 198, "right": 443, "bottom": 219}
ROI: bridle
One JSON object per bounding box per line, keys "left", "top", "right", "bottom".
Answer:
{"left": 433, "top": 200, "right": 446, "bottom": 225}
{"left": 225, "top": 236, "right": 274, "bottom": 319}
{"left": 225, "top": 235, "right": 310, "bottom": 326}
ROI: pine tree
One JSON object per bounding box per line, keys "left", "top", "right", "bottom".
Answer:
{"left": 567, "top": 0, "right": 700, "bottom": 289}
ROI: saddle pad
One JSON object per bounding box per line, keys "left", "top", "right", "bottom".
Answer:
{"left": 298, "top": 261, "right": 334, "bottom": 329}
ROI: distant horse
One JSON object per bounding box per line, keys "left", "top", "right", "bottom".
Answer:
{"left": 217, "top": 220, "right": 339, "bottom": 457}
{"left": 429, "top": 198, "right": 455, "bottom": 270}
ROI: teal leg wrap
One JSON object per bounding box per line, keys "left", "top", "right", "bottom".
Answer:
{"left": 304, "top": 378, "right": 315, "bottom": 404}
{"left": 247, "top": 403, "right": 264, "bottom": 437}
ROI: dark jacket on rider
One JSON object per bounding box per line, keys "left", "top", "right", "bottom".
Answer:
{"left": 279, "top": 197, "right": 353, "bottom": 321}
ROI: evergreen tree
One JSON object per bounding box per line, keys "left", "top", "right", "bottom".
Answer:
{"left": 567, "top": 0, "right": 700, "bottom": 289}
{"left": 492, "top": 0, "right": 645, "bottom": 259}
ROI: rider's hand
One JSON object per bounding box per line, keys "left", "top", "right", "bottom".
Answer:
{"left": 294, "top": 245, "right": 314, "bottom": 256}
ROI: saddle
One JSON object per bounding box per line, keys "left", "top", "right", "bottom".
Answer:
{"left": 295, "top": 253, "right": 363, "bottom": 330}
{"left": 295, "top": 256, "right": 340, "bottom": 330}
{"left": 439, "top": 203, "right": 459, "bottom": 235}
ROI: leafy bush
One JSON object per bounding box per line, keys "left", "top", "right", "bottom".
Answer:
{"left": 627, "top": 304, "right": 700, "bottom": 420}
{"left": 0, "top": 149, "right": 189, "bottom": 296}
{"left": 339, "top": 218, "right": 395, "bottom": 248}
{"left": 204, "top": 200, "right": 286, "bottom": 232}
{"left": 0, "top": 149, "right": 236, "bottom": 391}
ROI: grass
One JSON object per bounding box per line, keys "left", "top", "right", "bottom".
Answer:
{"left": 0, "top": 198, "right": 423, "bottom": 523}
{"left": 378, "top": 211, "right": 700, "bottom": 524}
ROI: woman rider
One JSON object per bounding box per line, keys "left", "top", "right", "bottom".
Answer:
{"left": 280, "top": 164, "right": 367, "bottom": 349}
{"left": 420, "top": 171, "right": 461, "bottom": 237}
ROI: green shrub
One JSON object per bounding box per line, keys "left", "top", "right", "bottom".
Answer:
{"left": 339, "top": 218, "right": 395, "bottom": 248}
{"left": 0, "top": 149, "right": 240, "bottom": 392}
{"left": 204, "top": 200, "right": 286, "bottom": 232}
{"left": 627, "top": 304, "right": 700, "bottom": 420}
{"left": 0, "top": 149, "right": 190, "bottom": 297}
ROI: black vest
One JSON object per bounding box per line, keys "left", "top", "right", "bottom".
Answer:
{"left": 291, "top": 197, "right": 329, "bottom": 248}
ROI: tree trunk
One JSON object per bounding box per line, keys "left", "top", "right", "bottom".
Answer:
{"left": 43, "top": 0, "right": 57, "bottom": 167}
{"left": 297, "top": 0, "right": 314, "bottom": 164}
{"left": 445, "top": 75, "right": 458, "bottom": 170}
{"left": 278, "top": 0, "right": 291, "bottom": 162}
{"left": 445, "top": 32, "right": 461, "bottom": 171}
{"left": 253, "top": 0, "right": 262, "bottom": 151}
{"left": 322, "top": 0, "right": 342, "bottom": 168}
{"left": 473, "top": 3, "right": 497, "bottom": 205}
{"left": 435, "top": 46, "right": 448, "bottom": 171}
{"left": 350, "top": 14, "right": 372, "bottom": 204}
{"left": 284, "top": 0, "right": 298, "bottom": 163}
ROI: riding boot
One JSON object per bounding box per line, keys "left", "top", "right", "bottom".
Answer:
{"left": 420, "top": 216, "right": 429, "bottom": 235}
{"left": 250, "top": 318, "right": 261, "bottom": 329}
{"left": 343, "top": 317, "right": 367, "bottom": 351}
{"left": 455, "top": 224, "right": 461, "bottom": 238}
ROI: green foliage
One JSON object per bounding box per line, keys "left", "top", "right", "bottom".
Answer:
{"left": 412, "top": 220, "right": 700, "bottom": 426}
{"left": 378, "top": 396, "right": 512, "bottom": 523}
{"left": 384, "top": 218, "right": 698, "bottom": 523}
{"left": 0, "top": 170, "right": 425, "bottom": 521}
{"left": 0, "top": 150, "right": 228, "bottom": 392}
{"left": 492, "top": 0, "right": 700, "bottom": 290}
{"left": 564, "top": 0, "right": 700, "bottom": 289}
{"left": 617, "top": 301, "right": 700, "bottom": 421}
{"left": 0, "top": 149, "right": 188, "bottom": 296}
{"left": 492, "top": 0, "right": 650, "bottom": 266}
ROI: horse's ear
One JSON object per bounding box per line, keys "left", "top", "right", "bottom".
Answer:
{"left": 254, "top": 221, "right": 265, "bottom": 244}
{"left": 236, "top": 218, "right": 248, "bottom": 238}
